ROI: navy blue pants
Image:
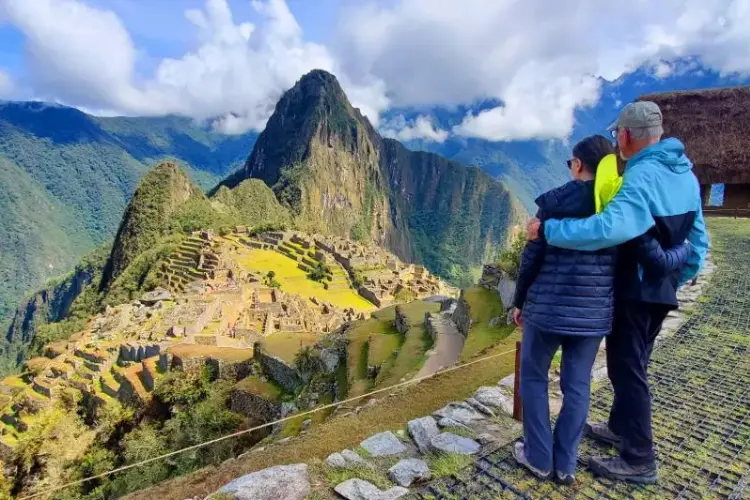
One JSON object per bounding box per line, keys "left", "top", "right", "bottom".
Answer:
{"left": 607, "top": 300, "right": 670, "bottom": 467}
{"left": 520, "top": 323, "right": 603, "bottom": 474}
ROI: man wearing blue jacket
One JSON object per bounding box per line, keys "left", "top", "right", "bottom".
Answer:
{"left": 526, "top": 101, "right": 709, "bottom": 483}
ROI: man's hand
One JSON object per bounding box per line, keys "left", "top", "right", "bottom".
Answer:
{"left": 526, "top": 218, "right": 542, "bottom": 241}
{"left": 512, "top": 308, "right": 523, "bottom": 327}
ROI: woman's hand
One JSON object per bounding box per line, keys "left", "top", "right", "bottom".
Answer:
{"left": 513, "top": 308, "right": 523, "bottom": 327}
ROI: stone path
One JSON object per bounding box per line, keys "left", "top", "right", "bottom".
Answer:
{"left": 416, "top": 314, "right": 464, "bottom": 378}
{"left": 412, "top": 219, "right": 750, "bottom": 499}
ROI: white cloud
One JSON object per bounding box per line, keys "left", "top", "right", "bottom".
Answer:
{"left": 0, "top": 69, "right": 13, "bottom": 98}
{"left": 0, "top": 0, "right": 387, "bottom": 133}
{"left": 336, "top": 0, "right": 750, "bottom": 141}
{"left": 3, "top": 0, "right": 750, "bottom": 140}
{"left": 381, "top": 115, "right": 449, "bottom": 143}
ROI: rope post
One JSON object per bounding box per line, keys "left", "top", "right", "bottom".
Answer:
{"left": 512, "top": 340, "right": 522, "bottom": 422}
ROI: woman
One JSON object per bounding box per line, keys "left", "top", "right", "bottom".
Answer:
{"left": 510, "top": 135, "right": 688, "bottom": 484}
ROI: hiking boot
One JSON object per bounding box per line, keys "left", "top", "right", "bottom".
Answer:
{"left": 512, "top": 442, "right": 551, "bottom": 480}
{"left": 588, "top": 456, "right": 658, "bottom": 484}
{"left": 585, "top": 422, "right": 622, "bottom": 447}
{"left": 555, "top": 471, "right": 576, "bottom": 486}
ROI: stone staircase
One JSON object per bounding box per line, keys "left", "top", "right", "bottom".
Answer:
{"left": 158, "top": 236, "right": 218, "bottom": 293}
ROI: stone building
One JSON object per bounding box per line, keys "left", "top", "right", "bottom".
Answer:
{"left": 640, "top": 87, "right": 750, "bottom": 209}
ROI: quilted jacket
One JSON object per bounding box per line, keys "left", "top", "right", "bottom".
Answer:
{"left": 513, "top": 180, "right": 689, "bottom": 337}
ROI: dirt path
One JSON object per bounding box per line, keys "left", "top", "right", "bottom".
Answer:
{"left": 416, "top": 313, "right": 464, "bottom": 378}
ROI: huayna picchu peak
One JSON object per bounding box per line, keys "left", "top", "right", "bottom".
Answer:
{"left": 220, "top": 69, "right": 525, "bottom": 285}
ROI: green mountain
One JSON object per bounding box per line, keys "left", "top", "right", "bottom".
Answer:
{"left": 0, "top": 101, "right": 257, "bottom": 328}
{"left": 221, "top": 69, "right": 526, "bottom": 285}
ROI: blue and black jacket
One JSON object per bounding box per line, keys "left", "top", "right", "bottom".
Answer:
{"left": 514, "top": 180, "right": 689, "bottom": 337}
{"left": 543, "top": 138, "right": 709, "bottom": 308}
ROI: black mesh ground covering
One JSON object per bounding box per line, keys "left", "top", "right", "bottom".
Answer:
{"left": 413, "top": 219, "right": 750, "bottom": 499}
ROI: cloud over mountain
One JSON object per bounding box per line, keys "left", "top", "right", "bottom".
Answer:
{"left": 2, "top": 0, "right": 750, "bottom": 140}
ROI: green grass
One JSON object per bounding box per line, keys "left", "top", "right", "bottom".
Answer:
{"left": 427, "top": 453, "right": 474, "bottom": 479}
{"left": 234, "top": 375, "right": 283, "bottom": 401}
{"left": 442, "top": 426, "right": 477, "bottom": 439}
{"left": 258, "top": 333, "right": 320, "bottom": 364}
{"left": 461, "top": 287, "right": 516, "bottom": 361}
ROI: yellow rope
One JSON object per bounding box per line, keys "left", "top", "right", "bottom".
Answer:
{"left": 18, "top": 345, "right": 519, "bottom": 500}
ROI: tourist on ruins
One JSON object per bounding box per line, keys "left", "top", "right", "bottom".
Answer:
{"left": 525, "top": 101, "right": 709, "bottom": 484}
{"left": 511, "top": 134, "right": 690, "bottom": 485}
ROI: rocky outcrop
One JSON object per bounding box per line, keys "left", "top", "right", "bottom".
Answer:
{"left": 407, "top": 417, "right": 440, "bottom": 454}
{"left": 394, "top": 306, "right": 410, "bottom": 334}
{"left": 451, "top": 290, "right": 472, "bottom": 337}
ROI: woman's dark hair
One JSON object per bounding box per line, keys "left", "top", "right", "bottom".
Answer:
{"left": 573, "top": 135, "right": 615, "bottom": 173}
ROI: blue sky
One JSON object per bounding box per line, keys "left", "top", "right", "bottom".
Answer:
{"left": 1, "top": 0, "right": 749, "bottom": 142}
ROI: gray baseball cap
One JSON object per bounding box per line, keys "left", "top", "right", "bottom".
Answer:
{"left": 606, "top": 101, "right": 663, "bottom": 132}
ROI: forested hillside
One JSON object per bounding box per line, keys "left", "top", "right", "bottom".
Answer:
{"left": 0, "top": 102, "right": 257, "bottom": 329}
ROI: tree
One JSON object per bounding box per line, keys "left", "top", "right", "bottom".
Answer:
{"left": 498, "top": 230, "right": 527, "bottom": 280}
{"left": 307, "top": 260, "right": 330, "bottom": 282}
{"left": 294, "top": 346, "right": 321, "bottom": 377}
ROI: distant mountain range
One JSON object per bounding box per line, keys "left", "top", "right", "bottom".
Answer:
{"left": 1, "top": 59, "right": 747, "bottom": 337}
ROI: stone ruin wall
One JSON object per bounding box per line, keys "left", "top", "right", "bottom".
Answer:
{"left": 394, "top": 305, "right": 410, "bottom": 334}
{"left": 229, "top": 388, "right": 282, "bottom": 425}
{"left": 255, "top": 348, "right": 302, "bottom": 393}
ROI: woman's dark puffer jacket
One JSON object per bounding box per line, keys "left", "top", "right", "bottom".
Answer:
{"left": 512, "top": 180, "right": 688, "bottom": 337}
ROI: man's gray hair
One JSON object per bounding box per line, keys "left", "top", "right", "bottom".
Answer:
{"left": 628, "top": 125, "right": 663, "bottom": 141}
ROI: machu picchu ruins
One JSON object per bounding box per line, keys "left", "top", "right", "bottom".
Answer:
{"left": 0, "top": 228, "right": 457, "bottom": 462}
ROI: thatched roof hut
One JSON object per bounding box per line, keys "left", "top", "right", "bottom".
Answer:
{"left": 638, "top": 86, "right": 750, "bottom": 186}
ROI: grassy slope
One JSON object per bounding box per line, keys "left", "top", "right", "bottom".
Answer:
{"left": 0, "top": 104, "right": 256, "bottom": 329}
{"left": 461, "top": 286, "right": 515, "bottom": 361}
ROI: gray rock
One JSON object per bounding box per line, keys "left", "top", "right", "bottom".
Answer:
{"left": 388, "top": 458, "right": 431, "bottom": 487}
{"left": 334, "top": 479, "right": 409, "bottom": 500}
{"left": 437, "top": 417, "right": 471, "bottom": 430}
{"left": 429, "top": 432, "right": 481, "bottom": 455}
{"left": 473, "top": 386, "right": 514, "bottom": 415}
{"left": 301, "top": 419, "right": 312, "bottom": 432}
{"left": 476, "top": 433, "right": 496, "bottom": 445}
{"left": 326, "top": 449, "right": 371, "bottom": 470}
{"left": 320, "top": 349, "right": 340, "bottom": 373}
{"left": 408, "top": 417, "right": 440, "bottom": 454}
{"left": 466, "top": 397, "right": 496, "bottom": 416}
{"left": 281, "top": 402, "right": 298, "bottom": 418}
{"left": 218, "top": 464, "right": 310, "bottom": 500}
{"left": 360, "top": 431, "right": 407, "bottom": 457}
{"left": 433, "top": 402, "right": 485, "bottom": 425}
{"left": 139, "top": 287, "right": 172, "bottom": 305}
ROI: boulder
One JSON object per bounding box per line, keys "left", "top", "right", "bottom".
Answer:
{"left": 139, "top": 287, "right": 172, "bottom": 306}
{"left": 218, "top": 464, "right": 310, "bottom": 500}
{"left": 360, "top": 431, "right": 407, "bottom": 457}
{"left": 465, "top": 397, "right": 496, "bottom": 417}
{"left": 473, "top": 386, "right": 514, "bottom": 415}
{"left": 408, "top": 417, "right": 440, "bottom": 454}
{"left": 388, "top": 459, "right": 431, "bottom": 487}
{"left": 429, "top": 432, "right": 481, "bottom": 455}
{"left": 334, "top": 479, "right": 409, "bottom": 500}
{"left": 437, "top": 417, "right": 471, "bottom": 430}
{"left": 433, "top": 402, "right": 485, "bottom": 425}
{"left": 320, "top": 349, "right": 340, "bottom": 373}
{"left": 326, "top": 449, "right": 372, "bottom": 470}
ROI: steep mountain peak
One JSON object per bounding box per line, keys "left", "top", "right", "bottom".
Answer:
{"left": 100, "top": 161, "right": 201, "bottom": 289}
{"left": 221, "top": 69, "right": 375, "bottom": 191}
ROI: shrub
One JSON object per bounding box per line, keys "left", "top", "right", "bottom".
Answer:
{"left": 497, "top": 230, "right": 527, "bottom": 280}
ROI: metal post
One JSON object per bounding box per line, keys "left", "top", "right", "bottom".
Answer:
{"left": 513, "top": 340, "right": 522, "bottom": 422}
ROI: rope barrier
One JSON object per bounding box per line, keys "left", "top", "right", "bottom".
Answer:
{"left": 18, "top": 344, "right": 519, "bottom": 500}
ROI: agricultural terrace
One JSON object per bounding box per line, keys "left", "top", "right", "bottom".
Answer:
{"left": 233, "top": 247, "right": 375, "bottom": 313}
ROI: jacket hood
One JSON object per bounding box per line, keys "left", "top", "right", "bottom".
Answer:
{"left": 628, "top": 137, "right": 693, "bottom": 174}
{"left": 535, "top": 180, "right": 595, "bottom": 217}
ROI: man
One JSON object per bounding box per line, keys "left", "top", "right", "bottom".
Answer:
{"left": 526, "top": 101, "right": 709, "bottom": 483}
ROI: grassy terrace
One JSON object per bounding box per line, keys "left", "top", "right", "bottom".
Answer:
{"left": 258, "top": 332, "right": 320, "bottom": 364}
{"left": 413, "top": 218, "right": 750, "bottom": 499}
{"left": 168, "top": 344, "right": 254, "bottom": 362}
{"left": 233, "top": 248, "right": 376, "bottom": 312}
{"left": 234, "top": 375, "right": 283, "bottom": 401}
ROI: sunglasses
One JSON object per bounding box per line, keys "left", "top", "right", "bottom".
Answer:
{"left": 566, "top": 158, "right": 576, "bottom": 169}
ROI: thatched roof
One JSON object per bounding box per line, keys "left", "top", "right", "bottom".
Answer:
{"left": 639, "top": 86, "right": 750, "bottom": 185}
